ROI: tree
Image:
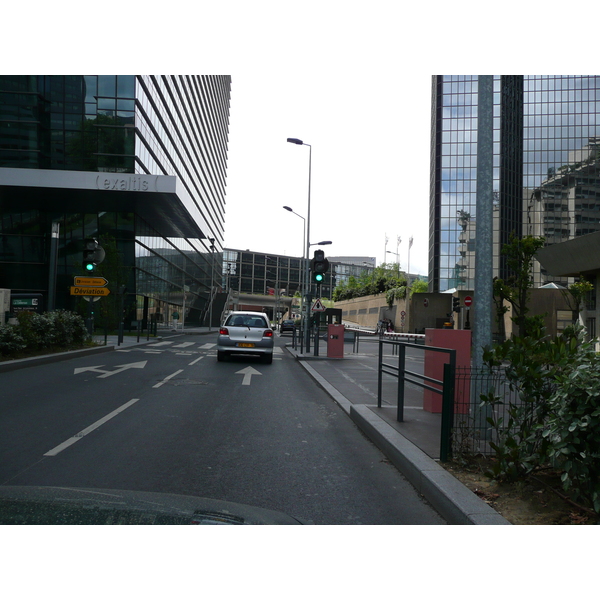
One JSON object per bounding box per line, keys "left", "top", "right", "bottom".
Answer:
{"left": 409, "top": 279, "right": 428, "bottom": 295}
{"left": 565, "top": 276, "right": 594, "bottom": 325}
{"left": 493, "top": 234, "right": 545, "bottom": 337}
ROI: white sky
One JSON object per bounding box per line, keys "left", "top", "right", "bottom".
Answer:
{"left": 10, "top": 1, "right": 580, "bottom": 280}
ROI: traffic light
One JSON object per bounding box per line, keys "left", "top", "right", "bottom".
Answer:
{"left": 82, "top": 238, "right": 105, "bottom": 273}
{"left": 310, "top": 249, "right": 329, "bottom": 284}
{"left": 452, "top": 296, "right": 460, "bottom": 313}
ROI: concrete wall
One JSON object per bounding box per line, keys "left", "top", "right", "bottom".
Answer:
{"left": 336, "top": 288, "right": 575, "bottom": 339}
{"left": 335, "top": 293, "right": 407, "bottom": 330}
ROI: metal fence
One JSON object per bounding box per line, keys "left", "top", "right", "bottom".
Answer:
{"left": 451, "top": 366, "right": 518, "bottom": 458}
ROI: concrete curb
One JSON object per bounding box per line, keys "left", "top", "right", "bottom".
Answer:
{"left": 0, "top": 344, "right": 116, "bottom": 373}
{"left": 288, "top": 347, "right": 510, "bottom": 525}
{"left": 0, "top": 336, "right": 165, "bottom": 373}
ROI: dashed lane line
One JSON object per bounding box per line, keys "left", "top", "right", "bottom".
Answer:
{"left": 44, "top": 399, "right": 140, "bottom": 457}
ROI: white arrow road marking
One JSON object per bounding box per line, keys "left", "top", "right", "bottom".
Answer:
{"left": 236, "top": 366, "right": 262, "bottom": 386}
{"left": 73, "top": 365, "right": 108, "bottom": 375}
{"left": 97, "top": 361, "right": 147, "bottom": 378}
{"left": 74, "top": 361, "right": 147, "bottom": 378}
{"left": 44, "top": 398, "right": 140, "bottom": 456}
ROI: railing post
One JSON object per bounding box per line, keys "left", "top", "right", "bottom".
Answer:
{"left": 377, "top": 339, "right": 383, "bottom": 408}
{"left": 440, "top": 357, "right": 456, "bottom": 462}
{"left": 397, "top": 343, "right": 406, "bottom": 422}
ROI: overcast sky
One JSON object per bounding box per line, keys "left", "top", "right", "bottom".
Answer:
{"left": 223, "top": 68, "right": 431, "bottom": 273}
{"left": 13, "top": 1, "right": 577, "bottom": 280}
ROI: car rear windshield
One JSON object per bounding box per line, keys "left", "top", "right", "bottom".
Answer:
{"left": 226, "top": 315, "right": 268, "bottom": 328}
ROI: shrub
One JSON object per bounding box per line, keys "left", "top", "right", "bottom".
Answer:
{"left": 1, "top": 310, "right": 89, "bottom": 358}
{"left": 543, "top": 338, "right": 600, "bottom": 513}
{"left": 0, "top": 325, "right": 26, "bottom": 356}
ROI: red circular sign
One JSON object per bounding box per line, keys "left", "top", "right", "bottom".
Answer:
{"left": 464, "top": 296, "right": 473, "bottom": 307}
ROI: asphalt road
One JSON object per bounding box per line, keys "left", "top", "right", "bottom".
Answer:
{"left": 0, "top": 333, "right": 445, "bottom": 524}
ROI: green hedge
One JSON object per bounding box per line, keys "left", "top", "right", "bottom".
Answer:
{"left": 0, "top": 310, "right": 90, "bottom": 358}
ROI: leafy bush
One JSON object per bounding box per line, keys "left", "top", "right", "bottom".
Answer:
{"left": 481, "top": 324, "right": 600, "bottom": 514}
{"left": 543, "top": 335, "right": 600, "bottom": 513}
{"left": 0, "top": 325, "right": 26, "bottom": 356}
{"left": 0, "top": 310, "right": 89, "bottom": 358}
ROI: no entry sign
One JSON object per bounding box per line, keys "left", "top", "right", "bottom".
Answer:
{"left": 464, "top": 296, "right": 473, "bottom": 307}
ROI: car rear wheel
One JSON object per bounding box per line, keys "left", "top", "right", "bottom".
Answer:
{"left": 261, "top": 354, "right": 273, "bottom": 364}
{"left": 217, "top": 351, "right": 227, "bottom": 362}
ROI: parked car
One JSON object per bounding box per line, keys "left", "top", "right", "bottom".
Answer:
{"left": 280, "top": 319, "right": 296, "bottom": 334}
{"left": 217, "top": 311, "right": 274, "bottom": 363}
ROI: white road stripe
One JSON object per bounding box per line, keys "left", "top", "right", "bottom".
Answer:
{"left": 147, "top": 341, "right": 173, "bottom": 347}
{"left": 153, "top": 369, "right": 184, "bottom": 388}
{"left": 199, "top": 343, "right": 216, "bottom": 349}
{"left": 189, "top": 356, "right": 204, "bottom": 366}
{"left": 173, "top": 342, "right": 195, "bottom": 348}
{"left": 44, "top": 399, "right": 140, "bottom": 457}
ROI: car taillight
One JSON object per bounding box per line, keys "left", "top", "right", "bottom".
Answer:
{"left": 219, "top": 327, "right": 229, "bottom": 335}
{"left": 263, "top": 330, "right": 273, "bottom": 338}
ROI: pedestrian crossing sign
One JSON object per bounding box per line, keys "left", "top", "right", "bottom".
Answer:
{"left": 311, "top": 298, "right": 326, "bottom": 312}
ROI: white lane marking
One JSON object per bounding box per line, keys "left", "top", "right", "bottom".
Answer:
{"left": 236, "top": 366, "right": 262, "bottom": 385}
{"left": 153, "top": 369, "right": 184, "bottom": 388}
{"left": 189, "top": 356, "right": 205, "bottom": 366}
{"left": 44, "top": 399, "right": 140, "bottom": 457}
{"left": 335, "top": 368, "right": 377, "bottom": 399}
{"left": 199, "top": 343, "right": 216, "bottom": 349}
{"left": 147, "top": 341, "right": 173, "bottom": 347}
{"left": 173, "top": 342, "right": 195, "bottom": 348}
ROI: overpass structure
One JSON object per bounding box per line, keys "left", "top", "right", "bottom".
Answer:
{"left": 225, "top": 291, "right": 296, "bottom": 320}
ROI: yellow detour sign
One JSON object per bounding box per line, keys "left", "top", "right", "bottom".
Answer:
{"left": 74, "top": 276, "right": 108, "bottom": 287}
{"left": 70, "top": 286, "right": 110, "bottom": 297}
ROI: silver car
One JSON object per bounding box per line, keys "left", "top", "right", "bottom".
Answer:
{"left": 217, "top": 311, "right": 274, "bottom": 364}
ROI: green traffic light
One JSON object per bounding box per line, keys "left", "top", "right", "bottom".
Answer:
{"left": 85, "top": 263, "right": 95, "bottom": 272}
{"left": 315, "top": 273, "right": 324, "bottom": 282}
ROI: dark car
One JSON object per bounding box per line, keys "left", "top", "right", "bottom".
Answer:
{"left": 280, "top": 319, "right": 296, "bottom": 334}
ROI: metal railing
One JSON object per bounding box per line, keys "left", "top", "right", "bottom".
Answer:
{"left": 377, "top": 339, "right": 456, "bottom": 461}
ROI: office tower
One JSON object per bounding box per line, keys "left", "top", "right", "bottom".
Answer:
{"left": 430, "top": 75, "right": 600, "bottom": 292}
{"left": 0, "top": 75, "right": 231, "bottom": 325}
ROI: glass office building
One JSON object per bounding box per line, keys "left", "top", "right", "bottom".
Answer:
{"left": 0, "top": 75, "right": 231, "bottom": 325}
{"left": 430, "top": 75, "right": 600, "bottom": 292}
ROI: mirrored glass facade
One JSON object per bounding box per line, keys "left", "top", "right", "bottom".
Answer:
{"left": 430, "top": 75, "right": 600, "bottom": 291}
{"left": 0, "top": 75, "right": 231, "bottom": 324}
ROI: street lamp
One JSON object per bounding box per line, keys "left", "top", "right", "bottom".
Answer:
{"left": 386, "top": 250, "right": 400, "bottom": 278}
{"left": 283, "top": 205, "right": 306, "bottom": 321}
{"left": 287, "top": 137, "right": 312, "bottom": 352}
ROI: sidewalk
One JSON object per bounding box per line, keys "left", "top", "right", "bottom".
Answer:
{"left": 285, "top": 338, "right": 510, "bottom": 525}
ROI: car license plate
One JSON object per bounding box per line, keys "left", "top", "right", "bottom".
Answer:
{"left": 237, "top": 343, "right": 255, "bottom": 348}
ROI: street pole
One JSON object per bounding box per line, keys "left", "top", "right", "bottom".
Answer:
{"left": 47, "top": 221, "right": 60, "bottom": 312}
{"left": 287, "top": 138, "right": 312, "bottom": 353}
{"left": 406, "top": 236, "right": 413, "bottom": 332}
{"left": 209, "top": 238, "right": 216, "bottom": 331}
{"left": 472, "top": 75, "right": 495, "bottom": 436}
{"left": 473, "top": 75, "right": 494, "bottom": 368}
